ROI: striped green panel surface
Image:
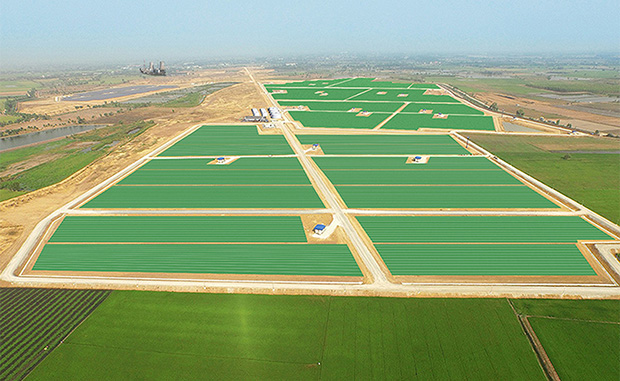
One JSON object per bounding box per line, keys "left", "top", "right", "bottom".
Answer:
{"left": 375, "top": 244, "right": 596, "bottom": 276}
{"left": 357, "top": 216, "right": 614, "bottom": 243}
{"left": 288, "top": 111, "right": 388, "bottom": 129}
{"left": 141, "top": 157, "right": 303, "bottom": 170}
{"left": 351, "top": 90, "right": 458, "bottom": 103}
{"left": 277, "top": 100, "right": 403, "bottom": 112}
{"left": 82, "top": 185, "right": 325, "bottom": 209}
{"left": 382, "top": 114, "right": 496, "bottom": 131}
{"left": 118, "top": 169, "right": 311, "bottom": 185}
{"left": 324, "top": 170, "right": 521, "bottom": 185}
{"left": 34, "top": 244, "right": 362, "bottom": 276}
{"left": 158, "top": 125, "right": 293, "bottom": 156}
{"left": 49, "top": 216, "right": 308, "bottom": 243}
{"left": 336, "top": 185, "right": 559, "bottom": 209}
{"left": 297, "top": 135, "right": 469, "bottom": 155}
{"left": 269, "top": 88, "right": 363, "bottom": 101}
{"left": 312, "top": 156, "right": 498, "bottom": 170}
{"left": 401, "top": 103, "right": 484, "bottom": 115}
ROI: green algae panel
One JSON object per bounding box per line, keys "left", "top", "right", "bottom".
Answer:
{"left": 313, "top": 156, "right": 499, "bottom": 170}
{"left": 288, "top": 111, "right": 388, "bottom": 129}
{"left": 336, "top": 185, "right": 559, "bottom": 209}
{"left": 382, "top": 114, "right": 495, "bottom": 131}
{"left": 297, "top": 135, "right": 470, "bottom": 155}
{"left": 269, "top": 88, "right": 363, "bottom": 101}
{"left": 158, "top": 125, "right": 293, "bottom": 156}
{"left": 49, "top": 216, "right": 308, "bottom": 243}
{"left": 118, "top": 169, "right": 311, "bottom": 185}
{"left": 141, "top": 157, "right": 303, "bottom": 170}
{"left": 324, "top": 169, "right": 521, "bottom": 185}
{"left": 82, "top": 185, "right": 325, "bottom": 209}
{"left": 265, "top": 78, "right": 348, "bottom": 88}
{"left": 357, "top": 216, "right": 615, "bottom": 243}
{"left": 375, "top": 244, "right": 596, "bottom": 276}
{"left": 34, "top": 243, "right": 362, "bottom": 276}
{"left": 401, "top": 103, "right": 484, "bottom": 115}
{"left": 277, "top": 100, "right": 403, "bottom": 112}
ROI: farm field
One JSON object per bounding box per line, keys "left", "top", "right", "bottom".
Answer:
{"left": 27, "top": 292, "right": 546, "bottom": 380}
{"left": 288, "top": 110, "right": 388, "bottom": 129}
{"left": 0, "top": 288, "right": 110, "bottom": 381}
{"left": 511, "top": 299, "right": 620, "bottom": 380}
{"left": 470, "top": 134, "right": 620, "bottom": 223}
{"left": 296, "top": 134, "right": 470, "bottom": 155}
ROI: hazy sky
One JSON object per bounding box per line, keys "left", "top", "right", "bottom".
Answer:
{"left": 1, "top": 0, "right": 618, "bottom": 68}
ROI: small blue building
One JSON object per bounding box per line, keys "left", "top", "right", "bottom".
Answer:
{"left": 313, "top": 224, "right": 326, "bottom": 234}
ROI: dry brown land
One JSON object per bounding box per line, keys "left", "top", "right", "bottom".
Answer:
{"left": 477, "top": 93, "right": 620, "bottom": 134}
{"left": 0, "top": 68, "right": 267, "bottom": 282}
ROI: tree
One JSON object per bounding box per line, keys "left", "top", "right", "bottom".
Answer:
{"left": 490, "top": 102, "right": 498, "bottom": 111}
{"left": 516, "top": 109, "right": 525, "bottom": 117}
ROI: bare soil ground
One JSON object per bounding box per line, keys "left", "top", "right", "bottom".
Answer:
{"left": 477, "top": 93, "right": 620, "bottom": 134}
{"left": 0, "top": 69, "right": 266, "bottom": 282}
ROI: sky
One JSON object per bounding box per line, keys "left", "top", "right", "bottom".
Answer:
{"left": 1, "top": 0, "right": 618, "bottom": 68}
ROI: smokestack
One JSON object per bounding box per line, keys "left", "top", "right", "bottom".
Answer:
{"left": 159, "top": 61, "right": 165, "bottom": 71}
{"left": 149, "top": 62, "right": 154, "bottom": 71}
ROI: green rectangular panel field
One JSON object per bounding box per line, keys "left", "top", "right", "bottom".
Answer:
{"left": 328, "top": 78, "right": 439, "bottom": 89}
{"left": 297, "top": 134, "right": 470, "bottom": 155}
{"left": 324, "top": 169, "right": 521, "bottom": 185}
{"left": 402, "top": 102, "right": 484, "bottom": 115}
{"left": 357, "top": 216, "right": 614, "bottom": 243}
{"left": 158, "top": 125, "right": 293, "bottom": 156}
{"left": 382, "top": 114, "right": 496, "bottom": 131}
{"left": 49, "top": 216, "right": 308, "bottom": 243}
{"left": 118, "top": 169, "right": 311, "bottom": 185}
{"left": 269, "top": 88, "right": 363, "bottom": 100}
{"left": 351, "top": 89, "right": 459, "bottom": 102}
{"left": 141, "top": 157, "right": 303, "bottom": 170}
{"left": 277, "top": 100, "right": 403, "bottom": 112}
{"left": 34, "top": 244, "right": 362, "bottom": 276}
{"left": 82, "top": 185, "right": 325, "bottom": 209}
{"left": 335, "top": 185, "right": 560, "bottom": 209}
{"left": 312, "top": 156, "right": 499, "bottom": 170}
{"left": 528, "top": 318, "right": 619, "bottom": 380}
{"left": 288, "top": 110, "right": 388, "bottom": 129}
{"left": 375, "top": 243, "right": 596, "bottom": 276}
{"left": 28, "top": 293, "right": 545, "bottom": 380}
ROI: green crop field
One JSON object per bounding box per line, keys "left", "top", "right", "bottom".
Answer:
{"left": 81, "top": 185, "right": 325, "bottom": 209}
{"left": 27, "top": 293, "right": 545, "bottom": 380}
{"left": 141, "top": 157, "right": 303, "bottom": 170}
{"left": 312, "top": 156, "right": 499, "bottom": 170}
{"left": 0, "top": 288, "right": 110, "bottom": 381}
{"left": 335, "top": 185, "right": 560, "bottom": 209}
{"left": 49, "top": 216, "right": 308, "bottom": 243}
{"left": 277, "top": 100, "right": 403, "bottom": 112}
{"left": 401, "top": 102, "right": 484, "bottom": 115}
{"left": 511, "top": 299, "right": 620, "bottom": 381}
{"left": 470, "top": 134, "right": 620, "bottom": 223}
{"left": 158, "top": 125, "right": 293, "bottom": 156}
{"left": 297, "top": 134, "right": 470, "bottom": 155}
{"left": 382, "top": 114, "right": 496, "bottom": 131}
{"left": 375, "top": 243, "right": 595, "bottom": 276}
{"left": 269, "top": 88, "right": 363, "bottom": 101}
{"left": 357, "top": 216, "right": 614, "bottom": 243}
{"left": 34, "top": 243, "right": 361, "bottom": 276}
{"left": 288, "top": 110, "right": 388, "bottom": 129}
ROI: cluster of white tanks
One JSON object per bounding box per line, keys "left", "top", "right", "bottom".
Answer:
{"left": 251, "top": 107, "right": 282, "bottom": 120}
